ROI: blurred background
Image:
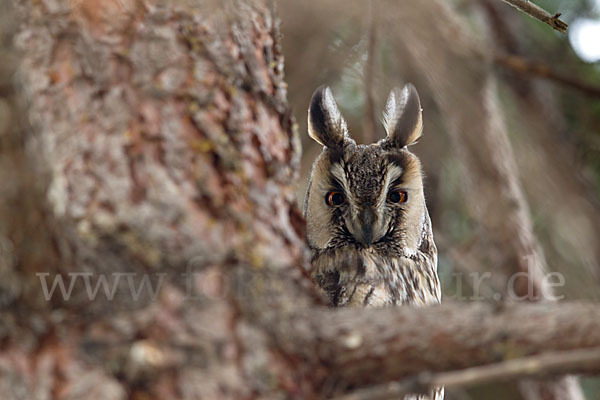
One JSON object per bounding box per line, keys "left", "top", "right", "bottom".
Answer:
{"left": 0, "top": 0, "right": 599, "bottom": 398}
{"left": 278, "top": 0, "right": 600, "bottom": 398}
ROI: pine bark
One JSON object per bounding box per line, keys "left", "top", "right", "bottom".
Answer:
{"left": 3, "top": 1, "right": 311, "bottom": 398}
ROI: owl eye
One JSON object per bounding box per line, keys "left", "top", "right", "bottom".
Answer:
{"left": 387, "top": 190, "right": 407, "bottom": 204}
{"left": 326, "top": 191, "right": 346, "bottom": 207}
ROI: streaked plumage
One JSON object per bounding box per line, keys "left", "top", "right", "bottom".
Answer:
{"left": 304, "top": 84, "right": 442, "bottom": 400}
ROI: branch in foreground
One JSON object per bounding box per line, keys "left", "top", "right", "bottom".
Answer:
{"left": 334, "top": 347, "right": 600, "bottom": 400}
{"left": 501, "top": 0, "right": 568, "bottom": 34}
{"left": 267, "top": 302, "right": 600, "bottom": 389}
{"left": 494, "top": 53, "right": 600, "bottom": 99}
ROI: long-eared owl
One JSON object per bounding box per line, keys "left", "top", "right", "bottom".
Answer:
{"left": 304, "top": 84, "right": 442, "bottom": 399}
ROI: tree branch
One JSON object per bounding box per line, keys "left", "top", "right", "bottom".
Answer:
{"left": 269, "top": 302, "right": 600, "bottom": 391}
{"left": 334, "top": 347, "right": 600, "bottom": 400}
{"left": 500, "top": 0, "right": 568, "bottom": 34}
{"left": 494, "top": 53, "right": 600, "bottom": 99}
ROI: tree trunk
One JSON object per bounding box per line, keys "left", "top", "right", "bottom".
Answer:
{"left": 3, "top": 0, "right": 313, "bottom": 398}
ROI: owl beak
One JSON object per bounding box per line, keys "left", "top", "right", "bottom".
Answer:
{"left": 357, "top": 208, "right": 376, "bottom": 245}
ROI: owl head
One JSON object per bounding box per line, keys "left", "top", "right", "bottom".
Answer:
{"left": 304, "top": 84, "right": 428, "bottom": 256}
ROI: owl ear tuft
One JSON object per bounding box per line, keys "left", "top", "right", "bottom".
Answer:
{"left": 382, "top": 83, "right": 423, "bottom": 148}
{"left": 308, "top": 86, "right": 348, "bottom": 148}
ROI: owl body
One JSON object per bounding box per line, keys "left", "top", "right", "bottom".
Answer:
{"left": 304, "top": 84, "right": 442, "bottom": 399}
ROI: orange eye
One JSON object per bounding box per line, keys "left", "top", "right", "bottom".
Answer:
{"left": 326, "top": 191, "right": 346, "bottom": 207}
{"left": 387, "top": 190, "right": 407, "bottom": 204}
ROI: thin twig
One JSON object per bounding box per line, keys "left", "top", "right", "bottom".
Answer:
{"left": 430, "top": 347, "right": 600, "bottom": 388}
{"left": 362, "top": 0, "right": 378, "bottom": 143}
{"left": 494, "top": 53, "right": 600, "bottom": 98}
{"left": 333, "top": 379, "right": 422, "bottom": 400}
{"left": 334, "top": 347, "right": 600, "bottom": 400}
{"left": 500, "top": 0, "right": 568, "bottom": 34}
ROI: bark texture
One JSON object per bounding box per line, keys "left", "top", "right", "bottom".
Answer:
{"left": 3, "top": 0, "right": 312, "bottom": 398}
{"left": 278, "top": 302, "right": 600, "bottom": 389}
